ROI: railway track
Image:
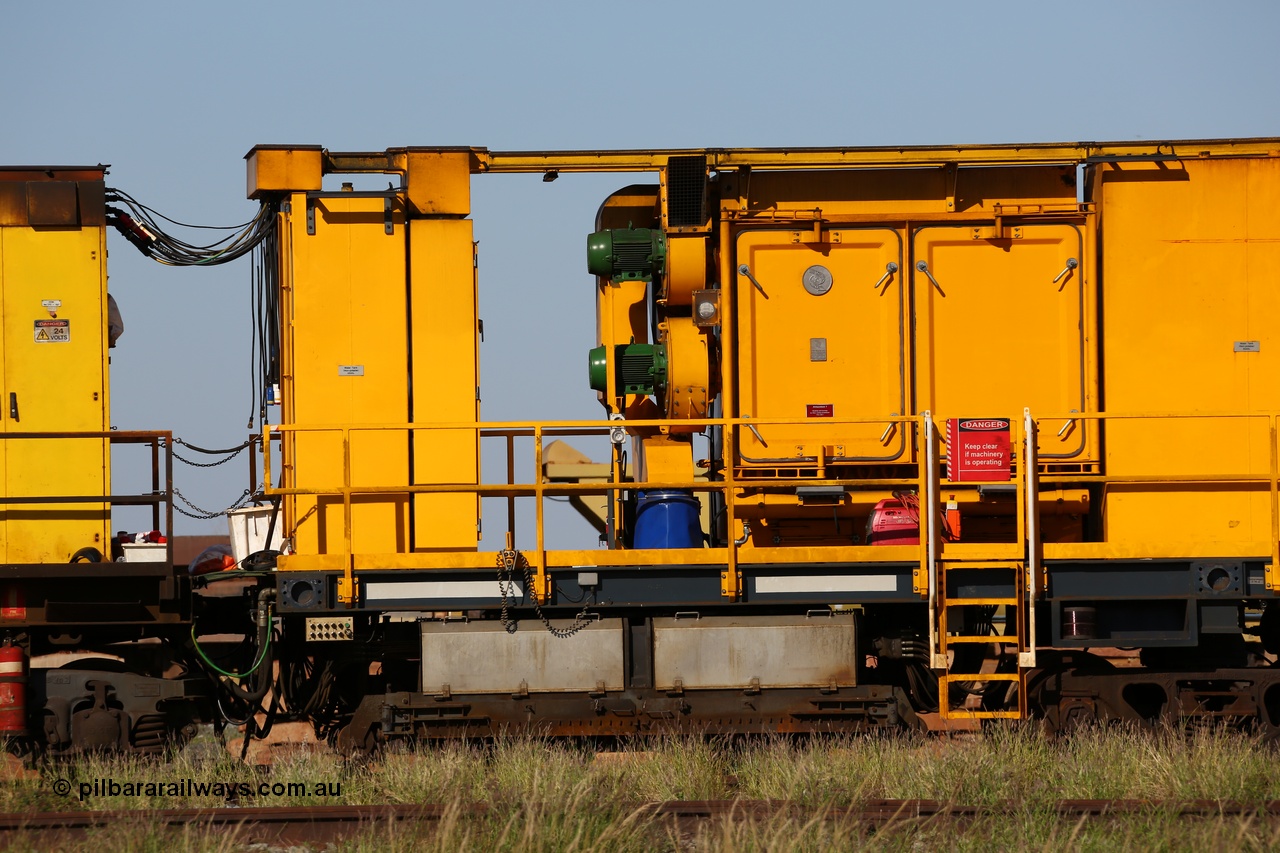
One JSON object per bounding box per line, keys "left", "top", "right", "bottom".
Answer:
{"left": 3, "top": 800, "right": 1279, "bottom": 845}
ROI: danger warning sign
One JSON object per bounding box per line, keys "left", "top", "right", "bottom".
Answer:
{"left": 34, "top": 319, "right": 69, "bottom": 343}
{"left": 946, "top": 418, "right": 1012, "bottom": 482}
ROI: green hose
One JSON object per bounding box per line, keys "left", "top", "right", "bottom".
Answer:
{"left": 190, "top": 621, "right": 271, "bottom": 679}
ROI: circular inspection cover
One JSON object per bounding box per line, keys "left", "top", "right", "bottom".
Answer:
{"left": 802, "top": 264, "right": 834, "bottom": 296}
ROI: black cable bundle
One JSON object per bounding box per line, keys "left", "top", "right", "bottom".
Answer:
{"left": 249, "top": 216, "right": 281, "bottom": 429}
{"left": 103, "top": 187, "right": 282, "bottom": 429}
{"left": 104, "top": 188, "right": 277, "bottom": 267}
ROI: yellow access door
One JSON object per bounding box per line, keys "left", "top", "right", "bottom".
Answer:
{"left": 912, "top": 223, "right": 1093, "bottom": 460}
{"left": 0, "top": 226, "right": 109, "bottom": 562}
{"left": 735, "top": 227, "right": 907, "bottom": 465}
{"left": 1098, "top": 157, "right": 1280, "bottom": 548}
{"left": 282, "top": 196, "right": 411, "bottom": 557}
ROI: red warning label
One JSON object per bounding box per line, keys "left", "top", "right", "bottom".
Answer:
{"left": 946, "top": 418, "right": 1012, "bottom": 482}
{"left": 0, "top": 586, "right": 25, "bottom": 620}
{"left": 806, "top": 404, "right": 834, "bottom": 418}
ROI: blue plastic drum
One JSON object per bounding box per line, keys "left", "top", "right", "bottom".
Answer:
{"left": 633, "top": 490, "right": 703, "bottom": 549}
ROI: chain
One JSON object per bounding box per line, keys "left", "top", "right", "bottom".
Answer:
{"left": 173, "top": 487, "right": 253, "bottom": 520}
{"left": 166, "top": 438, "right": 251, "bottom": 469}
{"left": 172, "top": 450, "right": 246, "bottom": 468}
{"left": 496, "top": 548, "right": 594, "bottom": 639}
{"left": 496, "top": 549, "right": 519, "bottom": 634}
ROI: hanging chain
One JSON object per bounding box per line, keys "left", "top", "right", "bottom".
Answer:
{"left": 162, "top": 437, "right": 256, "bottom": 518}
{"left": 166, "top": 438, "right": 252, "bottom": 469}
{"left": 173, "top": 487, "right": 253, "bottom": 520}
{"left": 497, "top": 548, "right": 520, "bottom": 634}
{"left": 496, "top": 548, "right": 594, "bottom": 639}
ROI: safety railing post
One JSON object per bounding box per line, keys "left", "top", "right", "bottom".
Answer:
{"left": 1022, "top": 408, "right": 1038, "bottom": 669}
{"left": 1270, "top": 414, "right": 1279, "bottom": 593}
{"left": 506, "top": 432, "right": 517, "bottom": 545}
{"left": 534, "top": 425, "right": 548, "bottom": 603}
{"left": 723, "top": 414, "right": 740, "bottom": 600}
{"left": 150, "top": 436, "right": 161, "bottom": 532}
{"left": 340, "top": 427, "right": 354, "bottom": 606}
{"left": 915, "top": 417, "right": 929, "bottom": 603}
{"left": 924, "top": 412, "right": 945, "bottom": 669}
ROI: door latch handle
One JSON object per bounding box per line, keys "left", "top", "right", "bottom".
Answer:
{"left": 737, "top": 264, "right": 768, "bottom": 298}
{"left": 1057, "top": 410, "right": 1079, "bottom": 438}
{"left": 8, "top": 392, "right": 17, "bottom": 422}
{"left": 873, "top": 262, "right": 899, "bottom": 289}
{"left": 742, "top": 417, "right": 768, "bottom": 448}
{"left": 1052, "top": 257, "right": 1079, "bottom": 285}
{"left": 916, "top": 260, "right": 945, "bottom": 295}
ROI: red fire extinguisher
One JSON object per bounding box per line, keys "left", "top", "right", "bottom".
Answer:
{"left": 0, "top": 640, "right": 27, "bottom": 735}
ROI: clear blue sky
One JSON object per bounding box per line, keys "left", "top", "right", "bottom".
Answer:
{"left": 4, "top": 0, "right": 1278, "bottom": 542}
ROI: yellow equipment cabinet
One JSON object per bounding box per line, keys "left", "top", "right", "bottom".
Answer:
{"left": 0, "top": 169, "right": 110, "bottom": 562}
{"left": 250, "top": 147, "right": 481, "bottom": 567}
{"left": 409, "top": 218, "right": 481, "bottom": 551}
{"left": 1098, "top": 156, "right": 1280, "bottom": 550}
{"left": 728, "top": 163, "right": 1097, "bottom": 478}
{"left": 279, "top": 191, "right": 412, "bottom": 559}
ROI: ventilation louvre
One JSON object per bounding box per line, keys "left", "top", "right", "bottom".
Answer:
{"left": 666, "top": 155, "right": 708, "bottom": 228}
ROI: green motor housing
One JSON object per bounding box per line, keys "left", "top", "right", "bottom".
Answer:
{"left": 587, "top": 227, "right": 667, "bottom": 283}
{"left": 588, "top": 343, "right": 668, "bottom": 396}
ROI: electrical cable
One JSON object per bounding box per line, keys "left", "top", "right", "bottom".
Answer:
{"left": 249, "top": 212, "right": 281, "bottom": 429}
{"left": 215, "top": 695, "right": 258, "bottom": 728}
{"left": 110, "top": 199, "right": 259, "bottom": 231}
{"left": 103, "top": 188, "right": 282, "bottom": 428}
{"left": 104, "top": 188, "right": 277, "bottom": 267}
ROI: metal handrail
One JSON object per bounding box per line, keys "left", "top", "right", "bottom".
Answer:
{"left": 263, "top": 409, "right": 1280, "bottom": 612}
{"left": 263, "top": 415, "right": 926, "bottom": 605}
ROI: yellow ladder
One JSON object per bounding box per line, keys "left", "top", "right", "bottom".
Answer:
{"left": 923, "top": 409, "right": 1040, "bottom": 721}
{"left": 936, "top": 561, "right": 1027, "bottom": 720}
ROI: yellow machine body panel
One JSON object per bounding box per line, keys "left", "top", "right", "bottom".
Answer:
{"left": 281, "top": 194, "right": 411, "bottom": 557}
{"left": 736, "top": 166, "right": 1082, "bottom": 218}
{"left": 409, "top": 218, "right": 480, "bottom": 551}
{"left": 0, "top": 180, "right": 109, "bottom": 563}
{"left": 1099, "top": 157, "right": 1280, "bottom": 549}
{"left": 729, "top": 164, "right": 1094, "bottom": 475}
{"left": 735, "top": 227, "right": 907, "bottom": 464}
{"left": 248, "top": 141, "right": 1280, "bottom": 589}
{"left": 265, "top": 147, "right": 484, "bottom": 567}
{"left": 913, "top": 222, "right": 1095, "bottom": 462}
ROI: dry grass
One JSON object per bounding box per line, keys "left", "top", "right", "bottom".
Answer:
{"left": 2, "top": 723, "right": 1279, "bottom": 850}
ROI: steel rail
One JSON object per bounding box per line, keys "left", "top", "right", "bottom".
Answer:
{"left": 3, "top": 799, "right": 1278, "bottom": 843}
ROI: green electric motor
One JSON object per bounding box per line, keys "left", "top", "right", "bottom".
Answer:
{"left": 587, "top": 227, "right": 666, "bottom": 283}
{"left": 588, "top": 343, "right": 668, "bottom": 396}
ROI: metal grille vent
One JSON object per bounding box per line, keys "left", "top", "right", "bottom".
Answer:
{"left": 666, "top": 155, "right": 708, "bottom": 228}
{"left": 613, "top": 236, "right": 655, "bottom": 272}
{"left": 620, "top": 352, "right": 657, "bottom": 389}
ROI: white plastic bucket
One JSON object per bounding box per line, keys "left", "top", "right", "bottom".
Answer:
{"left": 227, "top": 506, "right": 283, "bottom": 563}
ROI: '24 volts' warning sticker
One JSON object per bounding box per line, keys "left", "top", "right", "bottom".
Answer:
{"left": 34, "top": 319, "right": 69, "bottom": 342}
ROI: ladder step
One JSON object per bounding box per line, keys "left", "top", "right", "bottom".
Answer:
{"left": 941, "top": 598, "right": 1018, "bottom": 607}
{"left": 940, "top": 560, "right": 1023, "bottom": 570}
{"left": 945, "top": 635, "right": 1017, "bottom": 644}
{"left": 943, "top": 710, "right": 1024, "bottom": 720}
{"left": 938, "top": 672, "right": 1027, "bottom": 720}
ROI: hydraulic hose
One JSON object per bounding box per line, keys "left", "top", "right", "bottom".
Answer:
{"left": 196, "top": 587, "right": 276, "bottom": 706}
